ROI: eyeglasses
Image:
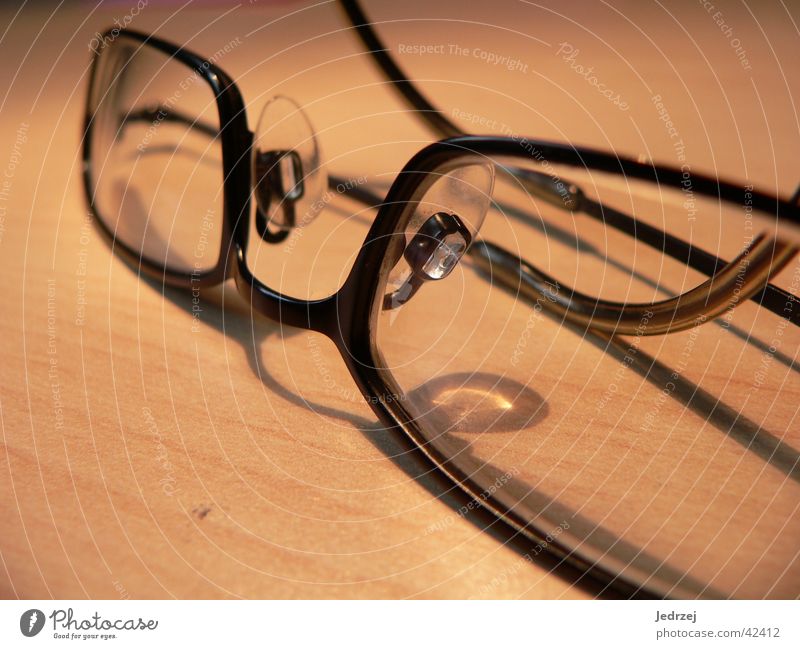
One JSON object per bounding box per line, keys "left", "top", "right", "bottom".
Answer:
{"left": 83, "top": 13, "right": 800, "bottom": 599}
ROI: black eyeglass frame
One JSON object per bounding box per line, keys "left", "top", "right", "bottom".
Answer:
{"left": 338, "top": 0, "right": 800, "bottom": 328}
{"left": 82, "top": 28, "right": 800, "bottom": 598}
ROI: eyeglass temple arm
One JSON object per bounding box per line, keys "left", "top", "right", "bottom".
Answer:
{"left": 574, "top": 184, "right": 800, "bottom": 327}
{"left": 332, "top": 167, "right": 799, "bottom": 334}
{"left": 320, "top": 171, "right": 786, "bottom": 334}
{"left": 121, "top": 105, "right": 800, "bottom": 328}
{"left": 338, "top": 0, "right": 800, "bottom": 327}
{"left": 339, "top": 0, "right": 462, "bottom": 139}
{"left": 469, "top": 236, "right": 798, "bottom": 336}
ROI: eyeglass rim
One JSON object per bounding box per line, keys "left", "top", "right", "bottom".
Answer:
{"left": 340, "top": 137, "right": 800, "bottom": 600}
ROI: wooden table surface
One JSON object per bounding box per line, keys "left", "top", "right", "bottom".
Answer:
{"left": 1, "top": 0, "right": 799, "bottom": 599}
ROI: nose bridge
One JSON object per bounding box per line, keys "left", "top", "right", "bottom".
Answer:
{"left": 229, "top": 239, "right": 337, "bottom": 332}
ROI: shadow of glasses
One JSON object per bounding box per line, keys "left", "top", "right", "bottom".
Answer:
{"left": 133, "top": 262, "right": 731, "bottom": 598}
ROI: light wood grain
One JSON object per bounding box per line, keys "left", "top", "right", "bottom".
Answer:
{"left": 1, "top": 0, "right": 799, "bottom": 599}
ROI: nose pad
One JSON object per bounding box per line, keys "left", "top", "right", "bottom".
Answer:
{"left": 251, "top": 95, "right": 326, "bottom": 243}
{"left": 384, "top": 212, "right": 472, "bottom": 309}
{"left": 383, "top": 161, "right": 494, "bottom": 311}
{"left": 257, "top": 150, "right": 305, "bottom": 204}
{"left": 405, "top": 212, "right": 472, "bottom": 279}
{"left": 254, "top": 149, "right": 305, "bottom": 238}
